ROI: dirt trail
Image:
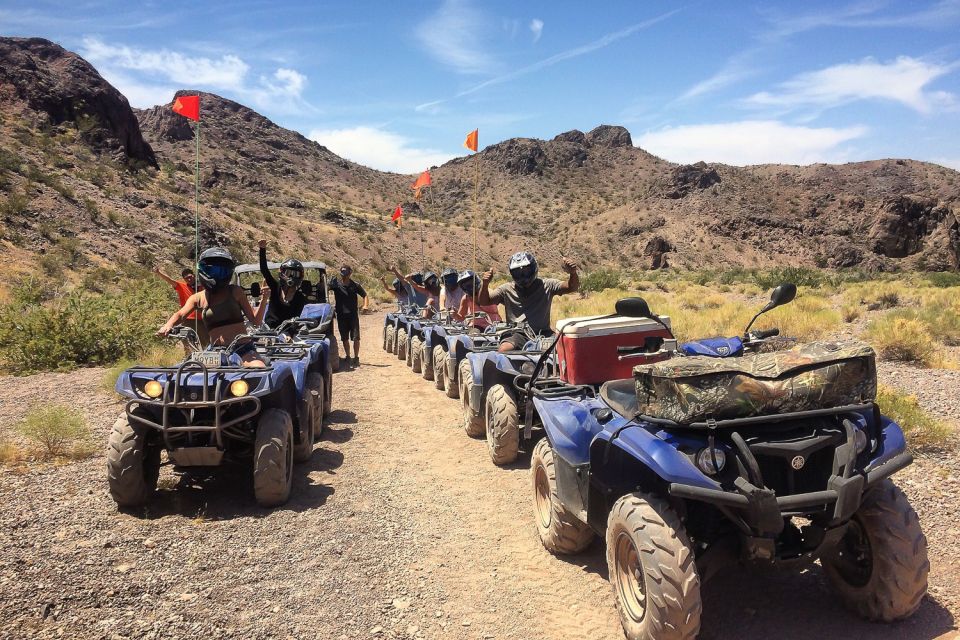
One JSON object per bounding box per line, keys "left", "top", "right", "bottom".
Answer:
{"left": 0, "top": 313, "right": 958, "bottom": 639}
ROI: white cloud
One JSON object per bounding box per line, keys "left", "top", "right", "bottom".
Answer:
{"left": 934, "top": 157, "right": 960, "bottom": 171}
{"left": 308, "top": 126, "right": 455, "bottom": 174}
{"left": 416, "top": 0, "right": 496, "bottom": 74}
{"left": 79, "top": 37, "right": 311, "bottom": 113}
{"left": 747, "top": 57, "right": 956, "bottom": 114}
{"left": 529, "top": 18, "right": 544, "bottom": 43}
{"left": 637, "top": 120, "right": 868, "bottom": 166}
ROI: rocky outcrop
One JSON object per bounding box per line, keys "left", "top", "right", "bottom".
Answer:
{"left": 483, "top": 138, "right": 548, "bottom": 176}
{"left": 585, "top": 125, "right": 632, "bottom": 148}
{"left": 0, "top": 37, "right": 156, "bottom": 165}
{"left": 663, "top": 162, "right": 721, "bottom": 199}
{"left": 868, "top": 196, "right": 955, "bottom": 259}
{"left": 643, "top": 235, "right": 674, "bottom": 270}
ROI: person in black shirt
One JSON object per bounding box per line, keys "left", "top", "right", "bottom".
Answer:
{"left": 329, "top": 264, "right": 369, "bottom": 367}
{"left": 258, "top": 239, "right": 308, "bottom": 329}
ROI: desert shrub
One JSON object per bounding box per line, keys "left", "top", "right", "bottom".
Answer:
{"left": 877, "top": 385, "right": 952, "bottom": 449}
{"left": 0, "top": 283, "right": 171, "bottom": 374}
{"left": 0, "top": 438, "right": 25, "bottom": 464}
{"left": 924, "top": 272, "right": 960, "bottom": 288}
{"left": 865, "top": 315, "right": 938, "bottom": 366}
{"left": 841, "top": 304, "right": 862, "bottom": 323}
{"left": 752, "top": 267, "right": 825, "bottom": 289}
{"left": 0, "top": 190, "right": 29, "bottom": 216}
{"left": 580, "top": 268, "right": 622, "bottom": 292}
{"left": 16, "top": 404, "right": 91, "bottom": 459}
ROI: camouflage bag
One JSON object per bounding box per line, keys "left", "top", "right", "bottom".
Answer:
{"left": 633, "top": 340, "right": 876, "bottom": 424}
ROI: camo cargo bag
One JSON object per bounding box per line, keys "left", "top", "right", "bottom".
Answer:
{"left": 633, "top": 340, "right": 876, "bottom": 425}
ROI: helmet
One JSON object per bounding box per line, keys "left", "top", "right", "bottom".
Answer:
{"left": 279, "top": 258, "right": 304, "bottom": 288}
{"left": 423, "top": 271, "right": 439, "bottom": 289}
{"left": 410, "top": 273, "right": 424, "bottom": 286}
{"left": 391, "top": 277, "right": 403, "bottom": 292}
{"left": 197, "top": 247, "right": 236, "bottom": 290}
{"left": 441, "top": 267, "right": 459, "bottom": 288}
{"left": 457, "top": 270, "right": 481, "bottom": 296}
{"left": 508, "top": 251, "right": 538, "bottom": 288}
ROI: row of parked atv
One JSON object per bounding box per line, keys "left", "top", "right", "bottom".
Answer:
{"left": 383, "top": 286, "right": 929, "bottom": 640}
{"left": 107, "top": 263, "right": 339, "bottom": 509}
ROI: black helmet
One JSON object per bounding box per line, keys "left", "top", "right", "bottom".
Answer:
{"left": 423, "top": 271, "right": 439, "bottom": 289}
{"left": 279, "top": 258, "right": 304, "bottom": 288}
{"left": 410, "top": 273, "right": 424, "bottom": 286}
{"left": 441, "top": 267, "right": 459, "bottom": 288}
{"left": 197, "top": 247, "right": 235, "bottom": 290}
{"left": 508, "top": 251, "right": 538, "bottom": 287}
{"left": 391, "top": 277, "right": 403, "bottom": 292}
{"left": 457, "top": 270, "right": 481, "bottom": 296}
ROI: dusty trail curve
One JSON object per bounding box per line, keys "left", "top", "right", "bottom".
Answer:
{"left": 0, "top": 312, "right": 957, "bottom": 639}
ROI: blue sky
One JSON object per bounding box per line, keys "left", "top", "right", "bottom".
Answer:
{"left": 2, "top": 0, "right": 959, "bottom": 173}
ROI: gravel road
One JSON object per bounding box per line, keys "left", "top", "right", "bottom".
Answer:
{"left": 0, "top": 313, "right": 958, "bottom": 639}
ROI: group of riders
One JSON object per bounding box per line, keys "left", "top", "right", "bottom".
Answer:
{"left": 154, "top": 242, "right": 580, "bottom": 365}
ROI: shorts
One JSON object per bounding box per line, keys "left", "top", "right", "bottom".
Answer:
{"left": 499, "top": 328, "right": 553, "bottom": 351}
{"left": 337, "top": 313, "right": 360, "bottom": 341}
{"left": 176, "top": 317, "right": 209, "bottom": 348}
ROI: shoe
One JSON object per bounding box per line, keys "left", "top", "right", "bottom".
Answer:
{"left": 352, "top": 357, "right": 360, "bottom": 366}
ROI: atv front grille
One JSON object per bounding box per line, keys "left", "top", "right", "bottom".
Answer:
{"left": 754, "top": 446, "right": 834, "bottom": 498}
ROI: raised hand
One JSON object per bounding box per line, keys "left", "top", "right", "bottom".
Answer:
{"left": 561, "top": 257, "right": 578, "bottom": 274}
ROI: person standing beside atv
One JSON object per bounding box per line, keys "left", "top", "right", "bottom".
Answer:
{"left": 157, "top": 247, "right": 269, "bottom": 366}
{"left": 454, "top": 270, "right": 501, "bottom": 329}
{"left": 152, "top": 265, "right": 209, "bottom": 348}
{"left": 478, "top": 252, "right": 579, "bottom": 353}
{"left": 257, "top": 239, "right": 307, "bottom": 329}
{"left": 329, "top": 265, "right": 369, "bottom": 367}
{"left": 438, "top": 267, "right": 465, "bottom": 313}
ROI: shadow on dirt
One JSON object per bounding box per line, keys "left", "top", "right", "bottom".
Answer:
{"left": 560, "top": 546, "right": 955, "bottom": 640}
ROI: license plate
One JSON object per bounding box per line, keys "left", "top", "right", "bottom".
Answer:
{"left": 192, "top": 351, "right": 222, "bottom": 368}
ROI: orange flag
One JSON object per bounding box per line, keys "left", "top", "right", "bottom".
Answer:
{"left": 391, "top": 204, "right": 403, "bottom": 226}
{"left": 172, "top": 95, "right": 200, "bottom": 121}
{"left": 463, "top": 128, "right": 478, "bottom": 152}
{"left": 411, "top": 170, "right": 431, "bottom": 199}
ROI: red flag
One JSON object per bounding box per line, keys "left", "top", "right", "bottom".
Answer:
{"left": 172, "top": 95, "right": 200, "bottom": 121}
{"left": 463, "top": 128, "right": 478, "bottom": 152}
{"left": 391, "top": 204, "right": 403, "bottom": 226}
{"left": 411, "top": 170, "right": 431, "bottom": 199}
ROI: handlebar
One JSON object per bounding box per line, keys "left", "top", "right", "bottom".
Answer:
{"left": 750, "top": 328, "right": 780, "bottom": 340}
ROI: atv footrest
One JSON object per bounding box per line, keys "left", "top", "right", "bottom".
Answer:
{"left": 169, "top": 447, "right": 224, "bottom": 466}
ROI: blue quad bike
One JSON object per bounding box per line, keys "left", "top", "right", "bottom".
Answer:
{"left": 458, "top": 323, "right": 562, "bottom": 465}
{"left": 383, "top": 304, "right": 421, "bottom": 357}
{"left": 443, "top": 320, "right": 518, "bottom": 402}
{"left": 424, "top": 313, "right": 506, "bottom": 398}
{"left": 109, "top": 324, "right": 329, "bottom": 509}
{"left": 522, "top": 287, "right": 928, "bottom": 640}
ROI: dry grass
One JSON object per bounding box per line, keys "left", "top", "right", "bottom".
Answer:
{"left": 16, "top": 404, "right": 92, "bottom": 460}
{"left": 877, "top": 384, "right": 952, "bottom": 449}
{"left": 866, "top": 314, "right": 943, "bottom": 367}
{"left": 102, "top": 342, "right": 183, "bottom": 392}
{"left": 0, "top": 438, "right": 26, "bottom": 464}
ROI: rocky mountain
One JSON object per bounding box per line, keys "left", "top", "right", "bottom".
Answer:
{"left": 0, "top": 36, "right": 958, "bottom": 285}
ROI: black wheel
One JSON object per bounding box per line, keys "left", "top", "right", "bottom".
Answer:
{"left": 396, "top": 329, "right": 408, "bottom": 361}
{"left": 459, "top": 359, "right": 484, "bottom": 437}
{"left": 253, "top": 408, "right": 294, "bottom": 507}
{"left": 406, "top": 333, "right": 415, "bottom": 367}
{"left": 308, "top": 372, "right": 326, "bottom": 440}
{"left": 382, "top": 324, "right": 388, "bottom": 351}
{"left": 822, "top": 479, "right": 929, "bottom": 621}
{"left": 606, "top": 492, "right": 701, "bottom": 640}
{"left": 385, "top": 326, "right": 396, "bottom": 353}
{"left": 421, "top": 341, "right": 434, "bottom": 381}
{"left": 444, "top": 352, "right": 459, "bottom": 399}
{"left": 107, "top": 411, "right": 161, "bottom": 508}
{"left": 328, "top": 334, "right": 340, "bottom": 371}
{"left": 531, "top": 439, "right": 593, "bottom": 554}
{"left": 485, "top": 383, "right": 519, "bottom": 465}
{"left": 432, "top": 345, "right": 446, "bottom": 391}
{"left": 323, "top": 370, "right": 333, "bottom": 419}
{"left": 410, "top": 336, "right": 423, "bottom": 373}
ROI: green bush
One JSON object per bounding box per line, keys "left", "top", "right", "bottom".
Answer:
{"left": 17, "top": 404, "right": 91, "bottom": 459}
{"left": 925, "top": 272, "right": 960, "bottom": 288}
{"left": 752, "top": 267, "right": 825, "bottom": 289}
{"left": 580, "top": 268, "right": 622, "bottom": 292}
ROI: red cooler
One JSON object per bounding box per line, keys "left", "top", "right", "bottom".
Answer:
{"left": 556, "top": 315, "right": 673, "bottom": 386}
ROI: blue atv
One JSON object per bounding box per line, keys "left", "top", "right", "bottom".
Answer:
{"left": 383, "top": 304, "right": 420, "bottom": 357}
{"left": 524, "top": 287, "right": 928, "bottom": 639}
{"left": 415, "top": 312, "right": 463, "bottom": 387}
{"left": 109, "top": 326, "right": 327, "bottom": 509}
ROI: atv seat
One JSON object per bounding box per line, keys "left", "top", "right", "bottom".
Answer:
{"left": 599, "top": 378, "right": 638, "bottom": 419}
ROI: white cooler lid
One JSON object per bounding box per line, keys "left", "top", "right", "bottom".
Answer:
{"left": 556, "top": 314, "right": 672, "bottom": 336}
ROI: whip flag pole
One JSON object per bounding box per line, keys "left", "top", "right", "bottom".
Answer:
{"left": 171, "top": 94, "right": 201, "bottom": 338}
{"left": 412, "top": 170, "right": 431, "bottom": 271}
{"left": 463, "top": 129, "right": 479, "bottom": 310}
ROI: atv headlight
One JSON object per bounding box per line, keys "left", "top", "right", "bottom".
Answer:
{"left": 854, "top": 427, "right": 868, "bottom": 454}
{"left": 143, "top": 380, "right": 163, "bottom": 399}
{"left": 230, "top": 380, "right": 249, "bottom": 397}
{"left": 696, "top": 448, "right": 726, "bottom": 475}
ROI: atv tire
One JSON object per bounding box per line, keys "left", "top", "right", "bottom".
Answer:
{"left": 606, "top": 492, "right": 702, "bottom": 640}
{"left": 421, "top": 341, "right": 434, "bottom": 381}
{"left": 253, "top": 408, "right": 294, "bottom": 507}
{"left": 485, "top": 383, "right": 519, "bottom": 465}
{"left": 411, "top": 336, "right": 423, "bottom": 373}
{"left": 107, "top": 411, "right": 161, "bottom": 508}
{"left": 460, "top": 359, "right": 484, "bottom": 437}
{"left": 433, "top": 345, "right": 446, "bottom": 390}
{"left": 531, "top": 439, "right": 593, "bottom": 554}
{"left": 385, "top": 326, "right": 396, "bottom": 354}
{"left": 444, "top": 352, "right": 459, "bottom": 399}
{"left": 323, "top": 370, "right": 333, "bottom": 419}
{"left": 308, "top": 372, "right": 326, "bottom": 440}
{"left": 328, "top": 333, "right": 340, "bottom": 372}
{"left": 382, "top": 324, "right": 388, "bottom": 351}
{"left": 396, "top": 329, "right": 408, "bottom": 361}
{"left": 293, "top": 402, "right": 314, "bottom": 463}
{"left": 822, "top": 479, "right": 929, "bottom": 622}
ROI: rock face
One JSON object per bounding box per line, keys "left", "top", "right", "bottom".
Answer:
{"left": 0, "top": 37, "right": 156, "bottom": 165}
{"left": 585, "top": 125, "right": 632, "bottom": 148}
{"left": 483, "top": 138, "right": 548, "bottom": 176}
{"left": 868, "top": 196, "right": 957, "bottom": 261}
{"left": 643, "top": 235, "right": 674, "bottom": 269}
{"left": 664, "top": 162, "right": 721, "bottom": 199}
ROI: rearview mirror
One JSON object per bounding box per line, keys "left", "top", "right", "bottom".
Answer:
{"left": 764, "top": 282, "right": 797, "bottom": 312}
{"left": 249, "top": 282, "right": 261, "bottom": 297}
{"left": 615, "top": 297, "right": 653, "bottom": 319}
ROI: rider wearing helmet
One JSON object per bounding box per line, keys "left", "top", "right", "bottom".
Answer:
{"left": 380, "top": 275, "right": 411, "bottom": 307}
{"left": 157, "top": 247, "right": 269, "bottom": 366}
{"left": 392, "top": 266, "right": 441, "bottom": 318}
{"left": 258, "top": 239, "right": 308, "bottom": 328}
{"left": 477, "top": 251, "right": 579, "bottom": 353}
{"left": 438, "top": 267, "right": 464, "bottom": 313}
{"left": 453, "top": 270, "right": 501, "bottom": 329}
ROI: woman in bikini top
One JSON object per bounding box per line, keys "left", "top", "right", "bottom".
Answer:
{"left": 158, "top": 247, "right": 271, "bottom": 367}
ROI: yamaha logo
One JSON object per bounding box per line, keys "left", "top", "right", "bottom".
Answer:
{"left": 717, "top": 346, "right": 730, "bottom": 356}
{"left": 791, "top": 455, "right": 806, "bottom": 470}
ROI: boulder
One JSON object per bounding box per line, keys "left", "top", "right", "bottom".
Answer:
{"left": 585, "top": 125, "right": 632, "bottom": 148}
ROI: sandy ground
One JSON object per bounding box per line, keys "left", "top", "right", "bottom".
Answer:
{"left": 0, "top": 312, "right": 958, "bottom": 640}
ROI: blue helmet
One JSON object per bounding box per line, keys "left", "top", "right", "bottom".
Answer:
{"left": 508, "top": 251, "right": 538, "bottom": 287}
{"left": 197, "top": 247, "right": 235, "bottom": 290}
{"left": 441, "top": 267, "right": 459, "bottom": 288}
{"left": 457, "top": 270, "right": 481, "bottom": 296}
{"left": 423, "top": 271, "right": 439, "bottom": 290}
